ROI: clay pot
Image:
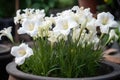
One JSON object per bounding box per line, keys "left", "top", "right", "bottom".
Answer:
{"left": 78, "top": 0, "right": 97, "bottom": 14}
{"left": 0, "top": 44, "right": 13, "bottom": 80}
{"left": 6, "top": 61, "right": 120, "bottom": 80}
{"left": 103, "top": 42, "right": 120, "bottom": 64}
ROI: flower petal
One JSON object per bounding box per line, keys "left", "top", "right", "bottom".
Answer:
{"left": 15, "top": 57, "right": 25, "bottom": 65}
{"left": 11, "top": 43, "right": 33, "bottom": 65}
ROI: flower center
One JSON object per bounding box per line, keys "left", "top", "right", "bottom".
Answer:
{"left": 28, "top": 23, "right": 34, "bottom": 31}
{"left": 63, "top": 22, "right": 68, "bottom": 30}
{"left": 102, "top": 17, "right": 108, "bottom": 25}
{"left": 19, "top": 49, "right": 26, "bottom": 56}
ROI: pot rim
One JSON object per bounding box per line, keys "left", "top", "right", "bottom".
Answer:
{"left": 6, "top": 61, "right": 120, "bottom": 80}
{"left": 0, "top": 44, "right": 13, "bottom": 60}
{"left": 0, "top": 44, "right": 10, "bottom": 54}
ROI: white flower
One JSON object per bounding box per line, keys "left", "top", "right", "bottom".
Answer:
{"left": 14, "top": 10, "right": 22, "bottom": 24}
{"left": 11, "top": 43, "right": 33, "bottom": 65}
{"left": 96, "top": 12, "right": 118, "bottom": 34}
{"left": 21, "top": 8, "right": 35, "bottom": 20}
{"left": 37, "top": 20, "right": 52, "bottom": 38}
{"left": 53, "top": 16, "right": 78, "bottom": 35}
{"left": 86, "top": 18, "right": 97, "bottom": 33}
{"left": 48, "top": 31, "right": 67, "bottom": 43}
{"left": 23, "top": 8, "right": 34, "bottom": 15}
{"left": 73, "top": 7, "right": 93, "bottom": 26}
{"left": 14, "top": 9, "right": 45, "bottom": 25}
{"left": 48, "top": 31, "right": 61, "bottom": 43}
{"left": 71, "top": 6, "right": 81, "bottom": 13}
{"left": 34, "top": 9, "right": 45, "bottom": 20}
{"left": 109, "top": 29, "right": 118, "bottom": 40}
{"left": 18, "top": 19, "right": 39, "bottom": 37}
{"left": 0, "top": 26, "right": 14, "bottom": 43}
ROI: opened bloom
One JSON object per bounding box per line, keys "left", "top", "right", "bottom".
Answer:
{"left": 18, "top": 19, "right": 40, "bottom": 37}
{"left": 14, "top": 10, "right": 22, "bottom": 24}
{"left": 96, "top": 12, "right": 118, "bottom": 34}
{"left": 11, "top": 43, "right": 33, "bottom": 65}
{"left": 108, "top": 29, "right": 118, "bottom": 41}
{"left": 53, "top": 15, "right": 78, "bottom": 35}
{"left": 0, "top": 26, "right": 14, "bottom": 43}
{"left": 14, "top": 8, "right": 45, "bottom": 24}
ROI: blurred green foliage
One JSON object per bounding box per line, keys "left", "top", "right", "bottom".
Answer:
{"left": 97, "top": 0, "right": 115, "bottom": 12}
{"left": 0, "top": 0, "right": 15, "bottom": 18}
{"left": 0, "top": 0, "right": 77, "bottom": 18}
{"left": 55, "top": 0, "right": 77, "bottom": 8}
{"left": 104, "top": 0, "right": 113, "bottom": 5}
{"left": 21, "top": 0, "right": 77, "bottom": 15}
{"left": 20, "top": 0, "right": 57, "bottom": 14}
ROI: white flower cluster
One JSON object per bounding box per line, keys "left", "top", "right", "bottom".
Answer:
{"left": 14, "top": 9, "right": 46, "bottom": 37}
{"left": 14, "top": 6, "right": 118, "bottom": 44}
{"left": 11, "top": 6, "right": 118, "bottom": 65}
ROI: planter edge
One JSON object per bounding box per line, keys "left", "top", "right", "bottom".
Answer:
{"left": 6, "top": 61, "right": 120, "bottom": 80}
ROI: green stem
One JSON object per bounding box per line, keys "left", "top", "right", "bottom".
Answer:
{"left": 97, "top": 33, "right": 104, "bottom": 50}
{"left": 77, "top": 18, "right": 87, "bottom": 45}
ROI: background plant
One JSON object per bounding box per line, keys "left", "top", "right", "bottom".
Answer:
{"left": 19, "top": 0, "right": 77, "bottom": 15}
{"left": 0, "top": 0, "right": 15, "bottom": 18}
{"left": 20, "top": 0, "right": 57, "bottom": 15}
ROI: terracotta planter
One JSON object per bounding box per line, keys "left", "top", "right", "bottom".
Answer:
{"left": 78, "top": 0, "right": 97, "bottom": 14}
{"left": 6, "top": 61, "right": 120, "bottom": 80}
{"left": 0, "top": 44, "right": 13, "bottom": 80}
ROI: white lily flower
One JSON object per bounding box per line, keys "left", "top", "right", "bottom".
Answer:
{"left": 48, "top": 31, "right": 61, "bottom": 43}
{"left": 35, "top": 9, "right": 45, "bottom": 19}
{"left": 14, "top": 10, "right": 22, "bottom": 24}
{"left": 23, "top": 8, "right": 34, "bottom": 15}
{"left": 21, "top": 8, "right": 35, "bottom": 19}
{"left": 32, "top": 10, "right": 45, "bottom": 24}
{"left": 11, "top": 43, "right": 33, "bottom": 65}
{"left": 109, "top": 29, "right": 118, "bottom": 40}
{"left": 71, "top": 6, "right": 81, "bottom": 13}
{"left": 37, "top": 20, "right": 52, "bottom": 38}
{"left": 84, "top": 8, "right": 93, "bottom": 18}
{"left": 18, "top": 19, "right": 39, "bottom": 37}
{"left": 74, "top": 7, "right": 93, "bottom": 25}
{"left": 96, "top": 12, "right": 118, "bottom": 34}
{"left": 86, "top": 18, "right": 97, "bottom": 33}
{"left": 53, "top": 16, "right": 78, "bottom": 35}
{"left": 14, "top": 9, "right": 45, "bottom": 25}
{"left": 48, "top": 31, "right": 67, "bottom": 43}
{"left": 0, "top": 26, "right": 14, "bottom": 43}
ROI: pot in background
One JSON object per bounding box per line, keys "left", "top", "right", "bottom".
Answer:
{"left": 0, "top": 44, "right": 13, "bottom": 80}
{"left": 78, "top": 0, "right": 97, "bottom": 14}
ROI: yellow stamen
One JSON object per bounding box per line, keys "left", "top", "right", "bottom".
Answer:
{"left": 63, "top": 22, "right": 68, "bottom": 30}
{"left": 29, "top": 24, "right": 34, "bottom": 31}
{"left": 102, "top": 17, "right": 108, "bottom": 25}
{"left": 19, "top": 50, "right": 26, "bottom": 56}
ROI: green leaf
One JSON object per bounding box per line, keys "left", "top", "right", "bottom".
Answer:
{"left": 46, "top": 68, "right": 60, "bottom": 76}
